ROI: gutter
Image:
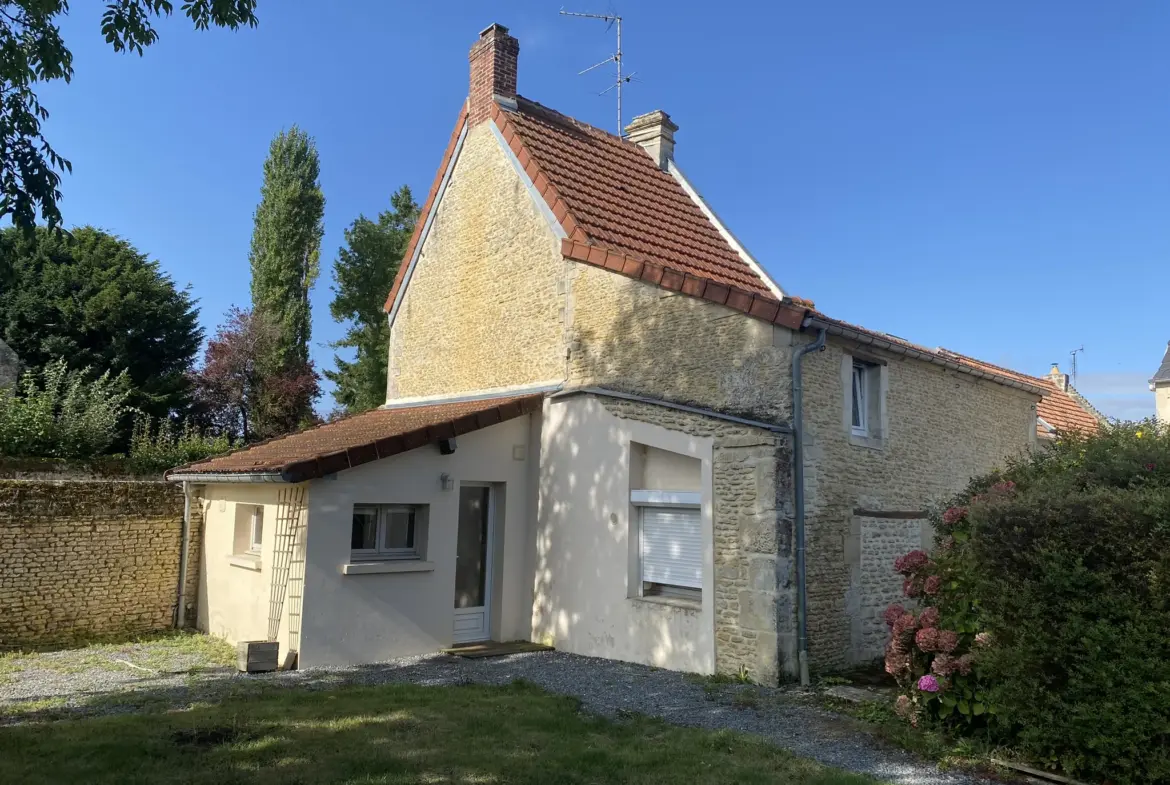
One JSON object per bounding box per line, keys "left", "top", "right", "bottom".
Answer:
{"left": 808, "top": 316, "right": 1047, "bottom": 396}
{"left": 791, "top": 325, "right": 827, "bottom": 688}
{"left": 166, "top": 472, "right": 287, "bottom": 484}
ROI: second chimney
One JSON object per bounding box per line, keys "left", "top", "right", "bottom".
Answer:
{"left": 469, "top": 23, "right": 519, "bottom": 126}
{"left": 1047, "top": 363, "right": 1070, "bottom": 392}
{"left": 625, "top": 110, "right": 678, "bottom": 170}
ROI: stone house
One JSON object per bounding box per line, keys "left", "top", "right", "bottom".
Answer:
{"left": 0, "top": 338, "right": 19, "bottom": 389}
{"left": 170, "top": 23, "right": 1051, "bottom": 682}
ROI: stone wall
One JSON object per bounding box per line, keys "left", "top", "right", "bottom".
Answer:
{"left": 568, "top": 264, "right": 794, "bottom": 422}
{"left": 387, "top": 121, "right": 570, "bottom": 400}
{"left": 0, "top": 480, "right": 200, "bottom": 647}
{"left": 852, "top": 514, "right": 931, "bottom": 661}
{"left": 800, "top": 335, "right": 1037, "bottom": 669}
{"left": 598, "top": 397, "right": 794, "bottom": 683}
{"left": 0, "top": 338, "right": 19, "bottom": 389}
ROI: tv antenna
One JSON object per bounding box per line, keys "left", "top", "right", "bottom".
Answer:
{"left": 559, "top": 9, "right": 634, "bottom": 134}
{"left": 1070, "top": 345, "right": 1085, "bottom": 386}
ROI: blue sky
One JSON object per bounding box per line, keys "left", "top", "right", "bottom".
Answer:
{"left": 34, "top": 1, "right": 1169, "bottom": 419}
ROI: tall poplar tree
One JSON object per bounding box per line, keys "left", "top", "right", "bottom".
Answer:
{"left": 327, "top": 186, "right": 419, "bottom": 414}
{"left": 249, "top": 126, "right": 325, "bottom": 368}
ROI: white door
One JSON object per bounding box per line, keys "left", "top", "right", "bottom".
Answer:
{"left": 452, "top": 484, "right": 493, "bottom": 643}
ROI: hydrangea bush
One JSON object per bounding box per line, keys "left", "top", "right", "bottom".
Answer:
{"left": 883, "top": 421, "right": 1170, "bottom": 784}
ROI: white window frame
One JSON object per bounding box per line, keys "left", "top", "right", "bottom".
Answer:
{"left": 631, "top": 490, "right": 702, "bottom": 603}
{"left": 351, "top": 505, "right": 420, "bottom": 562}
{"left": 852, "top": 361, "right": 869, "bottom": 436}
{"left": 248, "top": 506, "right": 263, "bottom": 554}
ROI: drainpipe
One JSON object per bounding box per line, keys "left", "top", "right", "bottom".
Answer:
{"left": 792, "top": 326, "right": 826, "bottom": 687}
{"left": 176, "top": 480, "right": 192, "bottom": 629}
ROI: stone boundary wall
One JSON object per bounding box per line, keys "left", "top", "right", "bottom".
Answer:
{"left": 0, "top": 480, "right": 200, "bottom": 647}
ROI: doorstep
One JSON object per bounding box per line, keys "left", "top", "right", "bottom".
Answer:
{"left": 441, "top": 641, "right": 554, "bottom": 659}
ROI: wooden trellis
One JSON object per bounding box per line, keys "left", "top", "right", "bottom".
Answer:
{"left": 267, "top": 485, "right": 307, "bottom": 651}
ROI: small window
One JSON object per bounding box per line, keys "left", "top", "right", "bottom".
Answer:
{"left": 852, "top": 362, "right": 869, "bottom": 436}
{"left": 232, "top": 504, "right": 265, "bottom": 559}
{"left": 249, "top": 507, "right": 264, "bottom": 553}
{"left": 351, "top": 505, "right": 421, "bottom": 561}
{"left": 638, "top": 504, "right": 702, "bottom": 604}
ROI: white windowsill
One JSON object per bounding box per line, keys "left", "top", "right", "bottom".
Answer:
{"left": 342, "top": 560, "right": 435, "bottom": 575}
{"left": 227, "top": 554, "right": 262, "bottom": 571}
{"left": 631, "top": 595, "right": 702, "bottom": 611}
{"left": 849, "top": 432, "right": 886, "bottom": 451}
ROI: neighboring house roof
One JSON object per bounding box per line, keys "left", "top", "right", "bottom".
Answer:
{"left": 166, "top": 394, "right": 543, "bottom": 482}
{"left": 934, "top": 350, "right": 1103, "bottom": 438}
{"left": 1151, "top": 341, "right": 1170, "bottom": 385}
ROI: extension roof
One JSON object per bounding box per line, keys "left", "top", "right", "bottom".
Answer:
{"left": 166, "top": 394, "right": 543, "bottom": 482}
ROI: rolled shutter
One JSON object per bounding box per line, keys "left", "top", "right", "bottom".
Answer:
{"left": 641, "top": 506, "right": 702, "bottom": 589}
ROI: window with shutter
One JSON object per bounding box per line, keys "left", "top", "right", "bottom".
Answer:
{"left": 639, "top": 505, "right": 702, "bottom": 602}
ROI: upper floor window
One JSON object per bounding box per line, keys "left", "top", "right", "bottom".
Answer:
{"left": 852, "top": 361, "right": 870, "bottom": 436}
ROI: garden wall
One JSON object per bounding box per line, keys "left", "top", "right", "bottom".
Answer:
{"left": 0, "top": 478, "right": 200, "bottom": 647}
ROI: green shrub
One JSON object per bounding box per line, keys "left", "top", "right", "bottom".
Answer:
{"left": 0, "top": 359, "right": 130, "bottom": 458}
{"left": 886, "top": 421, "right": 1170, "bottom": 784}
{"left": 126, "top": 414, "right": 233, "bottom": 476}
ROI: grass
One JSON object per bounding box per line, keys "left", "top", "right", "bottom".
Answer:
{"left": 0, "top": 680, "right": 886, "bottom": 785}
{"left": 0, "top": 630, "right": 235, "bottom": 684}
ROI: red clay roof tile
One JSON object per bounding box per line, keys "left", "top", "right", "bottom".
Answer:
{"left": 166, "top": 394, "right": 544, "bottom": 481}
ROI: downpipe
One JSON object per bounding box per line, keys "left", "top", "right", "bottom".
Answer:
{"left": 175, "top": 481, "right": 192, "bottom": 629}
{"left": 792, "top": 327, "right": 826, "bottom": 686}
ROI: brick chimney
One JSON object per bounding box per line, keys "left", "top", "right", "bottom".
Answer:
{"left": 1047, "top": 363, "right": 1070, "bottom": 392}
{"left": 624, "top": 110, "right": 678, "bottom": 169}
{"left": 468, "top": 23, "right": 519, "bottom": 126}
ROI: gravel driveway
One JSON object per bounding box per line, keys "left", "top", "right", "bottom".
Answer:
{"left": 2, "top": 639, "right": 992, "bottom": 785}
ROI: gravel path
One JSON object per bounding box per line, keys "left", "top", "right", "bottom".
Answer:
{"left": 2, "top": 642, "right": 992, "bottom": 785}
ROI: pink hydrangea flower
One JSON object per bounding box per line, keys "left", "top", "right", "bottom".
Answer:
{"left": 894, "top": 549, "right": 930, "bottom": 575}
{"left": 894, "top": 694, "right": 913, "bottom": 718}
{"left": 924, "top": 575, "right": 942, "bottom": 595}
{"left": 917, "top": 675, "right": 941, "bottom": 693}
{"left": 892, "top": 612, "right": 918, "bottom": 638}
{"left": 941, "top": 506, "right": 967, "bottom": 526}
{"left": 884, "top": 649, "right": 910, "bottom": 676}
{"left": 955, "top": 653, "right": 975, "bottom": 675}
{"left": 974, "top": 632, "right": 994, "bottom": 648}
{"left": 918, "top": 607, "right": 941, "bottom": 629}
{"left": 936, "top": 630, "right": 960, "bottom": 654}
{"left": 884, "top": 603, "right": 905, "bottom": 628}
{"left": 931, "top": 654, "right": 955, "bottom": 677}
{"left": 915, "top": 627, "right": 940, "bottom": 652}
{"left": 989, "top": 480, "right": 1016, "bottom": 495}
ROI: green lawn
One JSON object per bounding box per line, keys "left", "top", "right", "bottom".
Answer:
{"left": 0, "top": 680, "right": 883, "bottom": 785}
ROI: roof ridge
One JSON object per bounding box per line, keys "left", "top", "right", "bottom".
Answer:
{"left": 514, "top": 95, "right": 638, "bottom": 148}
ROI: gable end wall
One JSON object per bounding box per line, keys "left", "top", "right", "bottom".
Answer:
{"left": 387, "top": 122, "right": 570, "bottom": 400}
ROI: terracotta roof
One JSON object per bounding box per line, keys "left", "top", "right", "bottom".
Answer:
{"left": 934, "top": 350, "right": 1102, "bottom": 438}
{"left": 499, "top": 98, "right": 774, "bottom": 296}
{"left": 166, "top": 394, "right": 543, "bottom": 482}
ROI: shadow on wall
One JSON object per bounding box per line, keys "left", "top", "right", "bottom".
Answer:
{"left": 532, "top": 396, "right": 704, "bottom": 671}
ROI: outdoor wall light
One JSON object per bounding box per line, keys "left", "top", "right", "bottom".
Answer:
{"left": 440, "top": 473, "right": 455, "bottom": 491}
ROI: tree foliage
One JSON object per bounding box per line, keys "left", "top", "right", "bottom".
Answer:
{"left": 191, "top": 306, "right": 318, "bottom": 442}
{"left": 249, "top": 125, "right": 324, "bottom": 369}
{"left": 126, "top": 412, "right": 232, "bottom": 475}
{"left": 0, "top": 359, "right": 131, "bottom": 458}
{"left": 326, "top": 185, "right": 418, "bottom": 414}
{"left": 0, "top": 1, "right": 259, "bottom": 229}
{"left": 0, "top": 226, "right": 202, "bottom": 426}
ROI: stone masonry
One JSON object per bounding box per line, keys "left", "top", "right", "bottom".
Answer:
{"left": 852, "top": 515, "right": 930, "bottom": 661}
{"left": 800, "top": 335, "right": 1037, "bottom": 669}
{"left": 598, "top": 397, "right": 793, "bottom": 683}
{"left": 0, "top": 480, "right": 201, "bottom": 646}
{"left": 387, "top": 121, "right": 570, "bottom": 400}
